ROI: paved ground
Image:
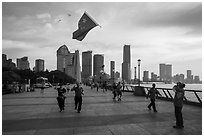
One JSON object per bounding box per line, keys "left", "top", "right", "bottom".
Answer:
{"left": 2, "top": 85, "right": 202, "bottom": 135}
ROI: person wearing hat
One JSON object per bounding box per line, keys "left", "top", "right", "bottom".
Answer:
{"left": 71, "top": 82, "right": 84, "bottom": 113}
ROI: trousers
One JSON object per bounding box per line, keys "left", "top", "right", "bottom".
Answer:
{"left": 75, "top": 96, "right": 82, "bottom": 112}
{"left": 148, "top": 99, "right": 157, "bottom": 111}
{"left": 175, "top": 106, "right": 183, "bottom": 127}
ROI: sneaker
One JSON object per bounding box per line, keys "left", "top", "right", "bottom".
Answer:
{"left": 154, "top": 110, "right": 158, "bottom": 112}
{"left": 77, "top": 111, "right": 80, "bottom": 113}
{"left": 148, "top": 106, "right": 151, "bottom": 110}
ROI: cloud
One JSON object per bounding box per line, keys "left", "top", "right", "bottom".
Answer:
{"left": 36, "top": 13, "right": 51, "bottom": 19}
{"left": 132, "top": 3, "right": 202, "bottom": 33}
{"left": 2, "top": 39, "right": 35, "bottom": 50}
{"left": 2, "top": 2, "right": 202, "bottom": 79}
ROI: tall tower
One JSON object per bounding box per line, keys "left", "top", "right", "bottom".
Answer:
{"left": 56, "top": 45, "right": 81, "bottom": 82}
{"left": 82, "top": 51, "right": 92, "bottom": 80}
{"left": 159, "top": 64, "right": 166, "bottom": 81}
{"left": 122, "top": 45, "right": 131, "bottom": 83}
{"left": 93, "top": 54, "right": 104, "bottom": 76}
{"left": 166, "top": 64, "right": 172, "bottom": 83}
{"left": 35, "top": 59, "right": 44, "bottom": 72}
{"left": 74, "top": 50, "right": 81, "bottom": 83}
{"left": 159, "top": 63, "right": 172, "bottom": 83}
{"left": 187, "top": 70, "right": 192, "bottom": 83}
{"left": 143, "top": 71, "right": 149, "bottom": 82}
{"left": 110, "top": 61, "right": 115, "bottom": 79}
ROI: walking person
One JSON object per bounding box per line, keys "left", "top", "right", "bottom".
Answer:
{"left": 116, "top": 82, "right": 122, "bottom": 101}
{"left": 112, "top": 82, "right": 117, "bottom": 100}
{"left": 56, "top": 84, "right": 66, "bottom": 112}
{"left": 71, "top": 82, "right": 84, "bottom": 113}
{"left": 173, "top": 82, "right": 185, "bottom": 129}
{"left": 122, "top": 80, "right": 125, "bottom": 92}
{"left": 96, "top": 82, "right": 99, "bottom": 92}
{"left": 146, "top": 83, "right": 161, "bottom": 112}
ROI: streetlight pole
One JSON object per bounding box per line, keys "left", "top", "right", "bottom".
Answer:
{"left": 138, "top": 59, "right": 141, "bottom": 86}
{"left": 134, "top": 67, "right": 137, "bottom": 83}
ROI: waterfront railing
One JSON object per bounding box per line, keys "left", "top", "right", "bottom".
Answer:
{"left": 122, "top": 84, "right": 202, "bottom": 107}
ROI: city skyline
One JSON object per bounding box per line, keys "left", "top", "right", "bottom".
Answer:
{"left": 2, "top": 2, "right": 202, "bottom": 80}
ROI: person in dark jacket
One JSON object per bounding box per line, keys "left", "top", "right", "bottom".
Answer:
{"left": 116, "top": 82, "right": 122, "bottom": 101}
{"left": 57, "top": 84, "right": 66, "bottom": 112}
{"left": 146, "top": 83, "right": 161, "bottom": 112}
{"left": 173, "top": 82, "right": 185, "bottom": 129}
{"left": 71, "top": 82, "right": 84, "bottom": 113}
{"left": 112, "top": 82, "right": 117, "bottom": 100}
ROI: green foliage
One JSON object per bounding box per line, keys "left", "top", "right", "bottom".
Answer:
{"left": 2, "top": 67, "right": 76, "bottom": 84}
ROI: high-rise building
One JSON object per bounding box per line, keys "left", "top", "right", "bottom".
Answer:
{"left": 166, "top": 64, "right": 172, "bottom": 83}
{"left": 159, "top": 64, "right": 166, "bottom": 81}
{"left": 194, "top": 76, "right": 200, "bottom": 83}
{"left": 57, "top": 45, "right": 81, "bottom": 82}
{"left": 82, "top": 51, "right": 92, "bottom": 80}
{"left": 17, "top": 56, "right": 30, "bottom": 70}
{"left": 93, "top": 54, "right": 104, "bottom": 76}
{"left": 110, "top": 61, "right": 115, "bottom": 79}
{"left": 122, "top": 45, "right": 131, "bottom": 83}
{"left": 159, "top": 63, "right": 172, "bottom": 83}
{"left": 2, "top": 54, "right": 16, "bottom": 70}
{"left": 186, "top": 70, "right": 193, "bottom": 83}
{"left": 143, "top": 71, "right": 149, "bottom": 82}
{"left": 35, "top": 59, "right": 44, "bottom": 72}
{"left": 151, "top": 72, "right": 158, "bottom": 81}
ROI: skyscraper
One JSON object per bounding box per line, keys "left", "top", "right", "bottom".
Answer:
{"left": 82, "top": 51, "right": 92, "bottom": 80}
{"left": 110, "top": 61, "right": 115, "bottom": 79}
{"left": 17, "top": 56, "right": 30, "bottom": 70}
{"left": 159, "top": 63, "right": 172, "bottom": 83}
{"left": 93, "top": 54, "right": 104, "bottom": 76}
{"left": 57, "top": 45, "right": 81, "bottom": 82}
{"left": 159, "top": 64, "right": 166, "bottom": 81}
{"left": 122, "top": 45, "right": 131, "bottom": 83}
{"left": 166, "top": 64, "right": 172, "bottom": 83}
{"left": 35, "top": 59, "right": 44, "bottom": 72}
{"left": 143, "top": 71, "right": 149, "bottom": 82}
{"left": 186, "top": 70, "right": 192, "bottom": 83}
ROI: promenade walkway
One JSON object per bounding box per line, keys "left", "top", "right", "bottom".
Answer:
{"left": 2, "top": 85, "right": 202, "bottom": 135}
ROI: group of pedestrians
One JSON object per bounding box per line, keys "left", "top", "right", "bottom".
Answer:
{"left": 91, "top": 82, "right": 107, "bottom": 92}
{"left": 146, "top": 82, "right": 185, "bottom": 129}
{"left": 56, "top": 82, "right": 84, "bottom": 113}
{"left": 56, "top": 80, "right": 186, "bottom": 129}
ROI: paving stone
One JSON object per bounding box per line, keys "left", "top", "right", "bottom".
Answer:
{"left": 2, "top": 86, "right": 202, "bottom": 135}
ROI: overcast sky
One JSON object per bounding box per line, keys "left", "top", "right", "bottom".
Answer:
{"left": 2, "top": 2, "right": 202, "bottom": 80}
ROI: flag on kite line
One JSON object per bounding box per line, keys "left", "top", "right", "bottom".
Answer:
{"left": 73, "top": 11, "right": 100, "bottom": 41}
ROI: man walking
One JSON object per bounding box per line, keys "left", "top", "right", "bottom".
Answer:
{"left": 146, "top": 83, "right": 161, "bottom": 112}
{"left": 71, "top": 82, "right": 84, "bottom": 113}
